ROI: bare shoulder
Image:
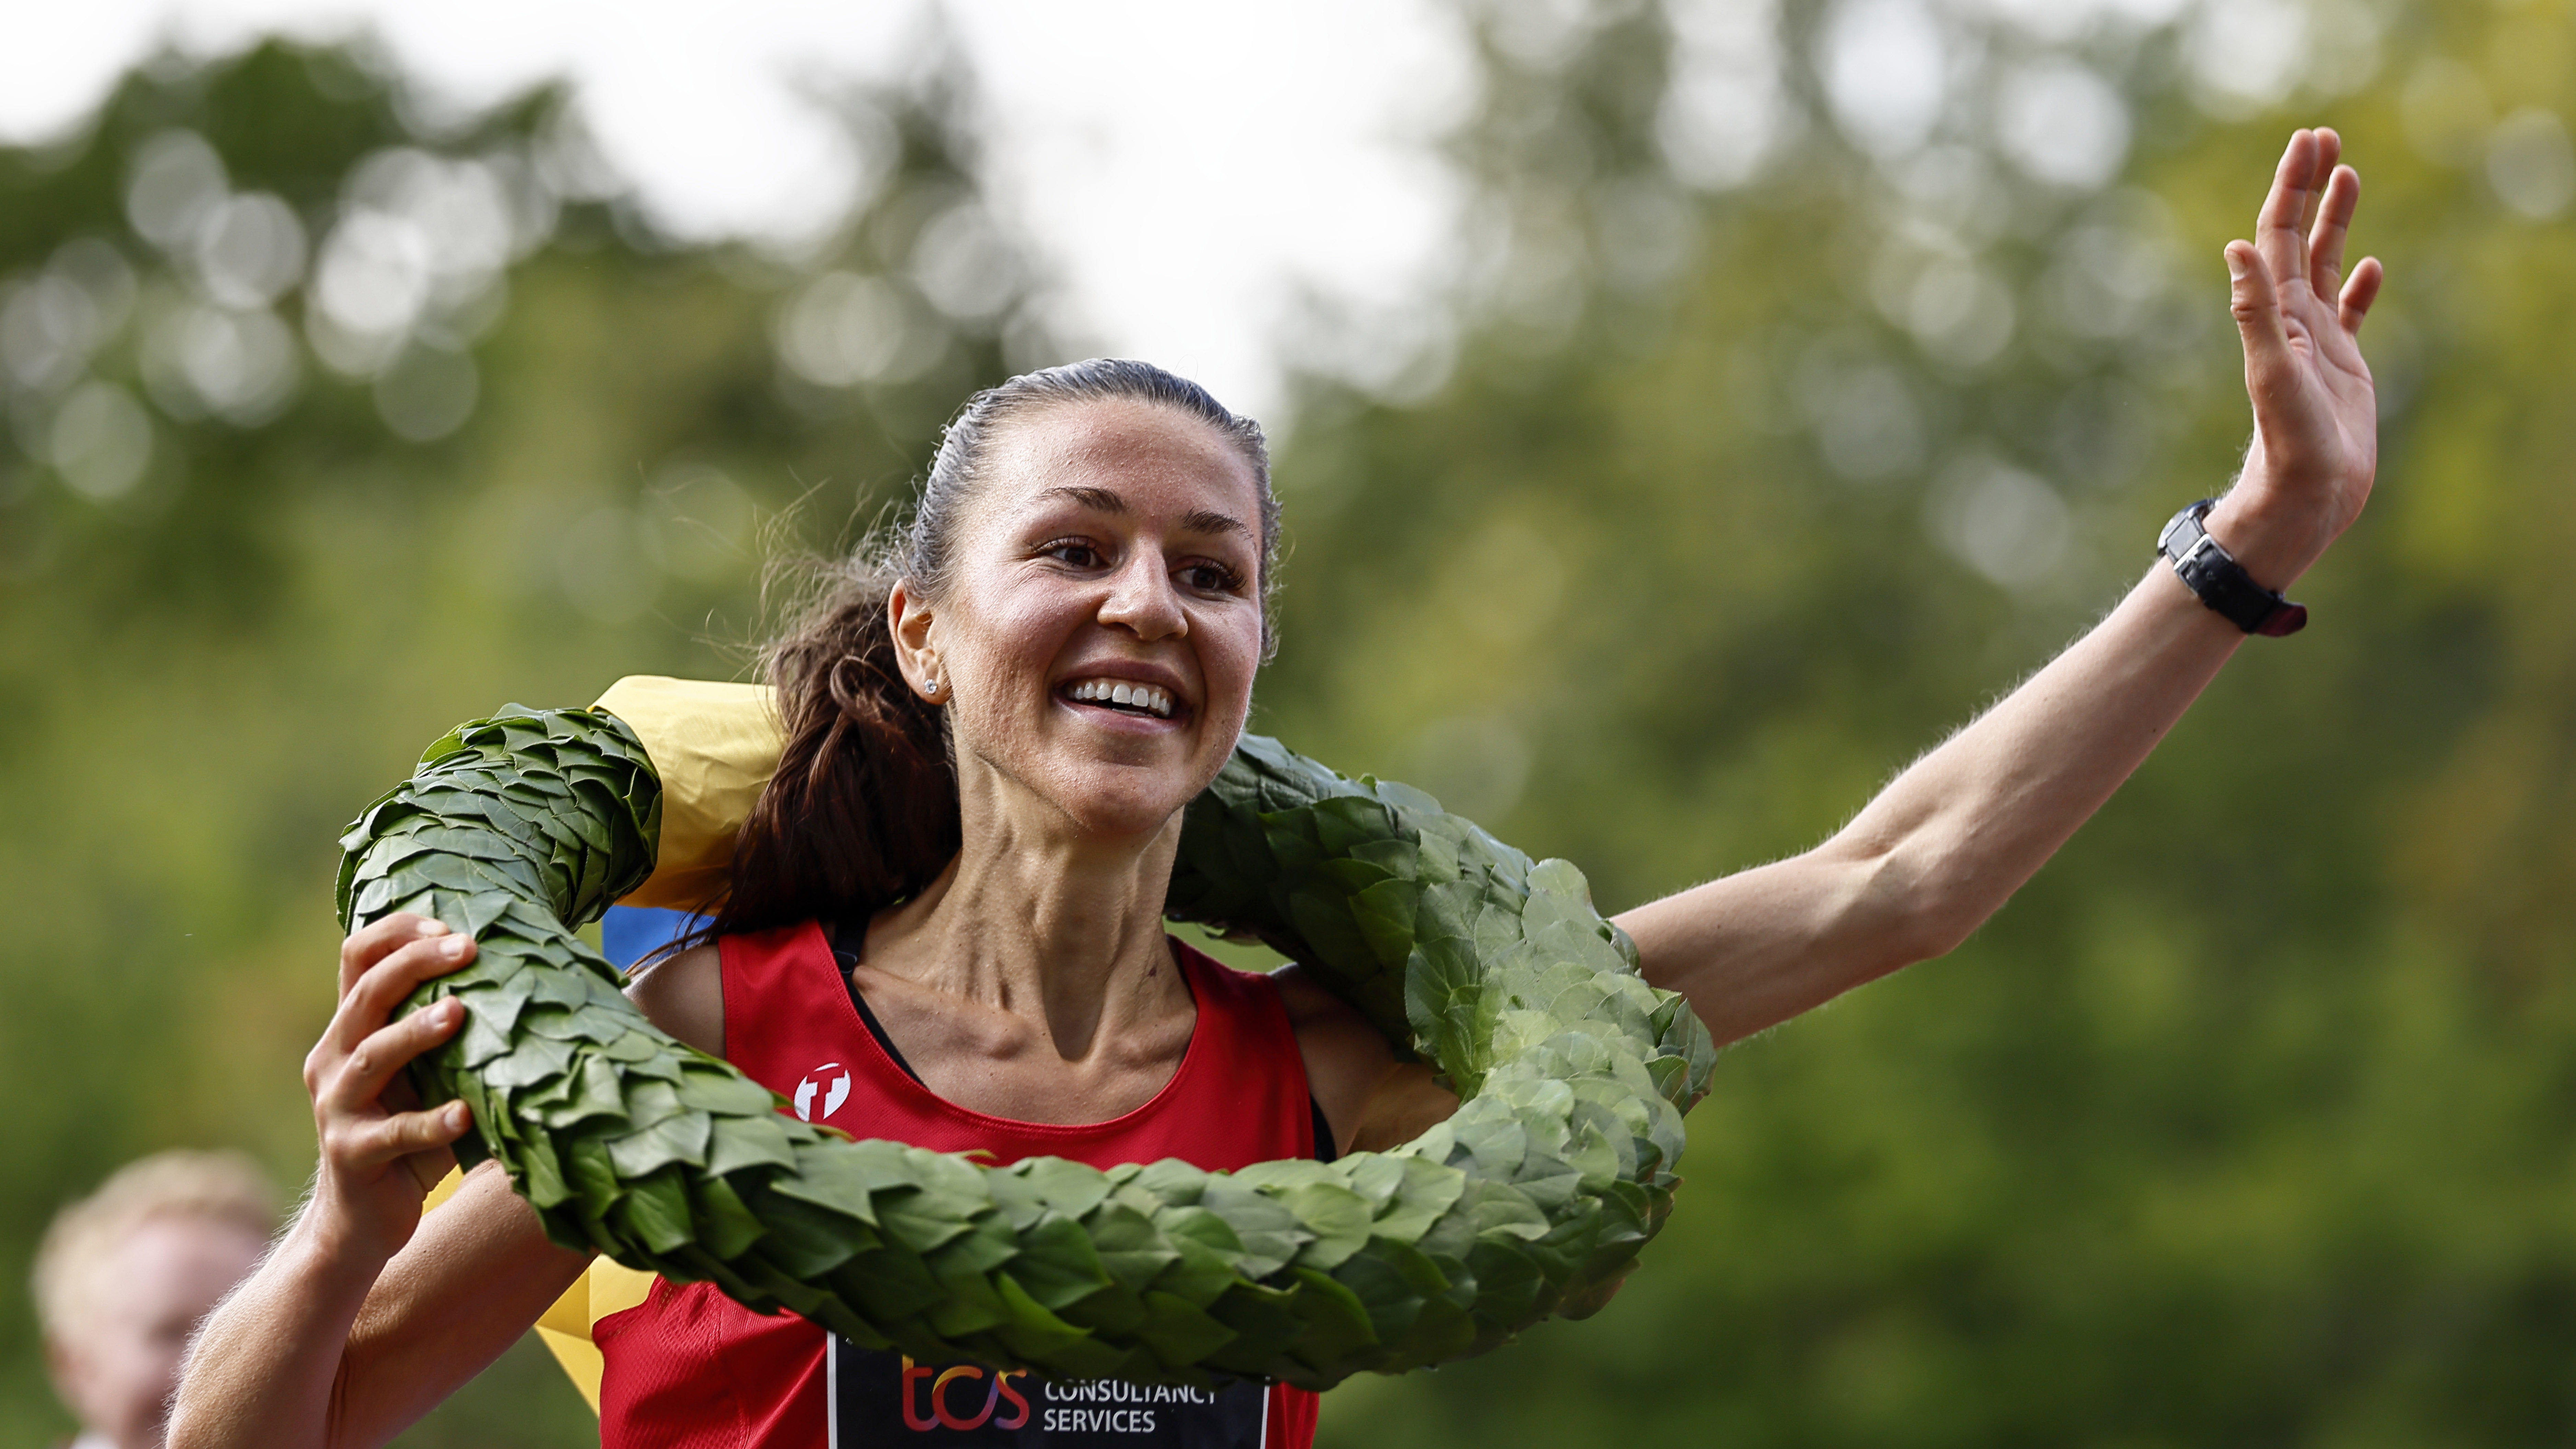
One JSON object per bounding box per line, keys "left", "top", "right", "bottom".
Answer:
{"left": 1267, "top": 960, "right": 1372, "bottom": 1032}
{"left": 1267, "top": 963, "right": 1459, "bottom": 1155}
{"left": 625, "top": 942, "right": 723, "bottom": 1058}
{"left": 1268, "top": 963, "right": 1386, "bottom": 1137}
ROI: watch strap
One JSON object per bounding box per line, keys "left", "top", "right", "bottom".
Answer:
{"left": 2158, "top": 499, "right": 2307, "bottom": 637}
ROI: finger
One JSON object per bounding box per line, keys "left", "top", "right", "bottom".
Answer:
{"left": 339, "top": 914, "right": 449, "bottom": 999}
{"left": 329, "top": 934, "right": 472, "bottom": 1057}
{"left": 2309, "top": 163, "right": 2361, "bottom": 299}
{"left": 2227, "top": 240, "right": 2299, "bottom": 409}
{"left": 2257, "top": 129, "right": 2321, "bottom": 294}
{"left": 326, "top": 933, "right": 476, "bottom": 1056}
{"left": 336, "top": 1102, "right": 473, "bottom": 1175}
{"left": 2298, "top": 128, "right": 2344, "bottom": 236}
{"left": 2340, "top": 256, "right": 2384, "bottom": 334}
{"left": 325, "top": 996, "right": 467, "bottom": 1113}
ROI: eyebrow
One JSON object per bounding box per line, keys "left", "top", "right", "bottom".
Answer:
{"left": 1037, "top": 486, "right": 1252, "bottom": 542}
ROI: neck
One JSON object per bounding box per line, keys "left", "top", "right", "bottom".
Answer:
{"left": 864, "top": 764, "right": 1188, "bottom": 1064}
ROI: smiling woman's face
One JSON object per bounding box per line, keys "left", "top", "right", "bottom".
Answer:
{"left": 894, "top": 397, "right": 1267, "bottom": 840}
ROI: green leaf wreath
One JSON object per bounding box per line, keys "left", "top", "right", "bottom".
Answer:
{"left": 337, "top": 705, "right": 1717, "bottom": 1390}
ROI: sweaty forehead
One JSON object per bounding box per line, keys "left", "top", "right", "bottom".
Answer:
{"left": 984, "top": 399, "right": 1259, "bottom": 519}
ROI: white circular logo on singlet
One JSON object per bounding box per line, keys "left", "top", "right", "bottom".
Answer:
{"left": 794, "top": 1062, "right": 851, "bottom": 1122}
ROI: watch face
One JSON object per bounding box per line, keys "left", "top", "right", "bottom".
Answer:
{"left": 2158, "top": 510, "right": 2196, "bottom": 559}
{"left": 2159, "top": 498, "right": 2218, "bottom": 561}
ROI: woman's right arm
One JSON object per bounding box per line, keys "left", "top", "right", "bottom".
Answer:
{"left": 167, "top": 915, "right": 593, "bottom": 1449}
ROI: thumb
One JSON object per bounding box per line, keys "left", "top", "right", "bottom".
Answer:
{"left": 2227, "top": 240, "right": 2297, "bottom": 410}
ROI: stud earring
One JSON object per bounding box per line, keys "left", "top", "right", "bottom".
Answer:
{"left": 923, "top": 675, "right": 941, "bottom": 698}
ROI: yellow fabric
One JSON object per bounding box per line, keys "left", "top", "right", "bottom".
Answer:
{"left": 586, "top": 1258, "right": 661, "bottom": 1324}
{"left": 525, "top": 1257, "right": 656, "bottom": 1415}
{"left": 533, "top": 1327, "right": 604, "bottom": 1412}
{"left": 421, "top": 1166, "right": 654, "bottom": 1416}
{"left": 534, "top": 1268, "right": 594, "bottom": 1337}
{"left": 519, "top": 1258, "right": 657, "bottom": 1415}
{"left": 592, "top": 675, "right": 783, "bottom": 912}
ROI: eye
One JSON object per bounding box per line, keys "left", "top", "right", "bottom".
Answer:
{"left": 1178, "top": 560, "right": 1246, "bottom": 594}
{"left": 1040, "top": 538, "right": 1106, "bottom": 570}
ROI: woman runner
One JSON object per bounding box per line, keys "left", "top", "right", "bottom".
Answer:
{"left": 171, "top": 127, "right": 2382, "bottom": 1449}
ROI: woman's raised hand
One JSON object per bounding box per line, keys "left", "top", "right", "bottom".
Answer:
{"left": 304, "top": 914, "right": 478, "bottom": 1265}
{"left": 2215, "top": 126, "right": 2384, "bottom": 582}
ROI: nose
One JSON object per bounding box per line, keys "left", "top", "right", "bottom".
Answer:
{"left": 1097, "top": 549, "right": 1187, "bottom": 641}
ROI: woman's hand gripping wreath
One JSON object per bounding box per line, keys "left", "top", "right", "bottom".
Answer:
{"left": 306, "top": 914, "right": 481, "bottom": 1264}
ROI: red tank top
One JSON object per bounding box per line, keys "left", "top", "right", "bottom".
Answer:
{"left": 594, "top": 921, "right": 1323, "bottom": 1448}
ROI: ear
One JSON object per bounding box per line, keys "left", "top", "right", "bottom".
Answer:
{"left": 885, "top": 579, "right": 942, "bottom": 702}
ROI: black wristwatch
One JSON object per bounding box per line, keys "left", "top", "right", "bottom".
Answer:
{"left": 2157, "top": 498, "right": 2306, "bottom": 637}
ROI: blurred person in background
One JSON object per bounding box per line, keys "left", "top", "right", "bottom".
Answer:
{"left": 34, "top": 1150, "right": 277, "bottom": 1449}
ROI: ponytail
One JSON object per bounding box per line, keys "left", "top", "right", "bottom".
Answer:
{"left": 702, "top": 558, "right": 958, "bottom": 938}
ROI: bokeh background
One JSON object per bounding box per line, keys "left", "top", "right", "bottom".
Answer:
{"left": 8, "top": 0, "right": 2576, "bottom": 1443}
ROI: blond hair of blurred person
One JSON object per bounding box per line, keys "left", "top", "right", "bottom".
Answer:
{"left": 34, "top": 1151, "right": 277, "bottom": 1449}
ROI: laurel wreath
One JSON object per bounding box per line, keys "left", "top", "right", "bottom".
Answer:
{"left": 336, "top": 705, "right": 1715, "bottom": 1390}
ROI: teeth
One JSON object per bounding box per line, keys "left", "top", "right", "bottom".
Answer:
{"left": 1067, "top": 679, "right": 1174, "bottom": 718}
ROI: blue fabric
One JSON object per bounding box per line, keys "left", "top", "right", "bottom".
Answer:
{"left": 601, "top": 905, "right": 701, "bottom": 972}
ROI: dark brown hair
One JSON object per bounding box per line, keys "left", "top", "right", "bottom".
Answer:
{"left": 701, "top": 358, "right": 1278, "bottom": 941}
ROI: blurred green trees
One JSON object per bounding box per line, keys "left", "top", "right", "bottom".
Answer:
{"left": 1277, "top": 2, "right": 2576, "bottom": 1444}
{"left": 6, "top": 0, "right": 2576, "bottom": 1445}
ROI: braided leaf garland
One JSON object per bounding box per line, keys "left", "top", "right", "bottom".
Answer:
{"left": 338, "top": 706, "right": 1717, "bottom": 1390}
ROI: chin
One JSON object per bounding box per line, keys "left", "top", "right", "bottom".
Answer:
{"left": 1061, "top": 778, "right": 1199, "bottom": 838}
{"left": 1028, "top": 751, "right": 1211, "bottom": 838}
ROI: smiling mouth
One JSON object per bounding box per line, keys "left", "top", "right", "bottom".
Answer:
{"left": 1063, "top": 677, "right": 1177, "bottom": 719}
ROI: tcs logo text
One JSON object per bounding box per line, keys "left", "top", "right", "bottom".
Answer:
{"left": 901, "top": 1356, "right": 1031, "bottom": 1431}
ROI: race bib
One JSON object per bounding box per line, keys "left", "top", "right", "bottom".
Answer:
{"left": 829, "top": 1335, "right": 1269, "bottom": 1446}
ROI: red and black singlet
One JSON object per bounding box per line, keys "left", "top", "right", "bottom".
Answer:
{"left": 594, "top": 921, "right": 1325, "bottom": 1448}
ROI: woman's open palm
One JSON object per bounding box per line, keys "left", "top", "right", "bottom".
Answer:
{"left": 2226, "top": 126, "right": 2384, "bottom": 576}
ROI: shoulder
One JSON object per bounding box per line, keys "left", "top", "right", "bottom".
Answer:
{"left": 1265, "top": 961, "right": 1370, "bottom": 1034}
{"left": 1267, "top": 963, "right": 1398, "bottom": 1132}
{"left": 1185, "top": 948, "right": 1374, "bottom": 1044}
{"left": 1270, "top": 965, "right": 1390, "bottom": 1074}
{"left": 1268, "top": 962, "right": 1462, "bottom": 1154}
{"left": 625, "top": 942, "right": 724, "bottom": 1058}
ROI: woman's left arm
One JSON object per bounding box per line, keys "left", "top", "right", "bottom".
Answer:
{"left": 1619, "top": 126, "right": 2383, "bottom": 1049}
